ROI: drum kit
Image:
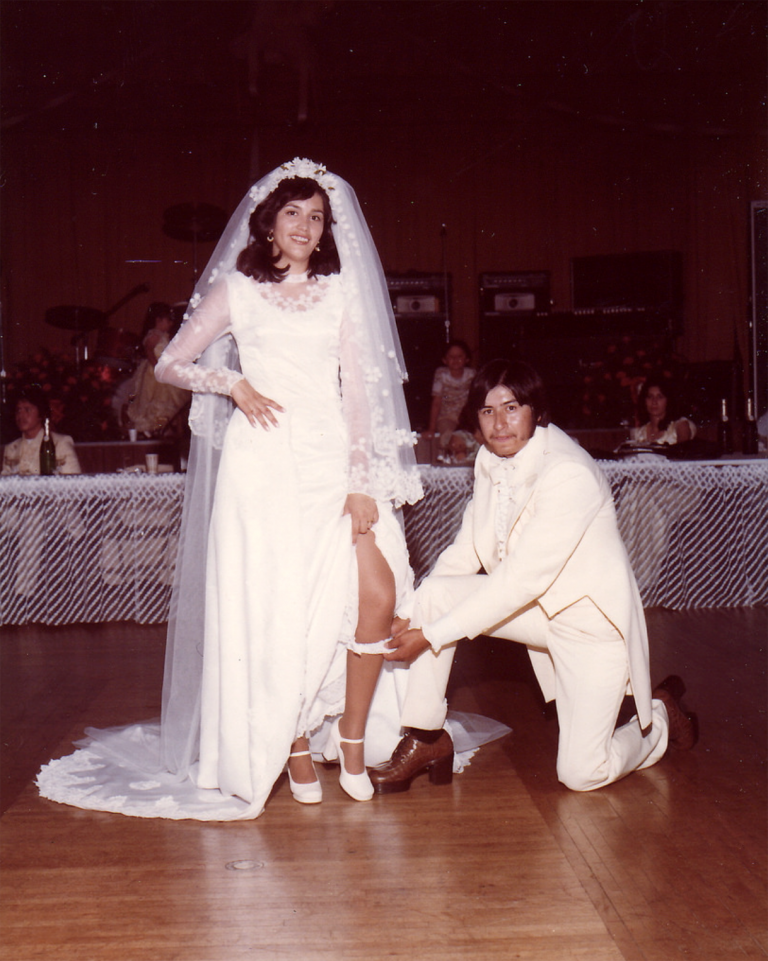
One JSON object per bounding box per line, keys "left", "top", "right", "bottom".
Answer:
{"left": 44, "top": 284, "right": 148, "bottom": 372}
{"left": 43, "top": 203, "right": 227, "bottom": 374}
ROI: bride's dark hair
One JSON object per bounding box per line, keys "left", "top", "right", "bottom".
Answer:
{"left": 236, "top": 177, "right": 340, "bottom": 282}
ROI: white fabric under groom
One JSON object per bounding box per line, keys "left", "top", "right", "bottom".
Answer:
{"left": 372, "top": 360, "right": 697, "bottom": 794}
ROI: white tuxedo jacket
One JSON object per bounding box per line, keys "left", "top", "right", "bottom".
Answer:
{"left": 424, "top": 424, "right": 653, "bottom": 728}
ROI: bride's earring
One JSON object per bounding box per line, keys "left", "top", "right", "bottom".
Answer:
{"left": 267, "top": 232, "right": 274, "bottom": 243}
{"left": 315, "top": 242, "right": 320, "bottom": 252}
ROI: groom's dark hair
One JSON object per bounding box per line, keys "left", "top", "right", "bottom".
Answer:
{"left": 465, "top": 359, "right": 550, "bottom": 430}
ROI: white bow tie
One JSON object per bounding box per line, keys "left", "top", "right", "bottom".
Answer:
{"left": 488, "top": 455, "right": 519, "bottom": 486}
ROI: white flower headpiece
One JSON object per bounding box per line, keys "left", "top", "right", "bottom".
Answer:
{"left": 249, "top": 158, "right": 338, "bottom": 209}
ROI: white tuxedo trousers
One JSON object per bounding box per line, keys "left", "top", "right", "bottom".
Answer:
{"left": 403, "top": 576, "right": 669, "bottom": 791}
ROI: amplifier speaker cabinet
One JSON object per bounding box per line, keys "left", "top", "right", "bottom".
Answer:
{"left": 395, "top": 294, "right": 441, "bottom": 314}
{"left": 395, "top": 320, "right": 448, "bottom": 431}
{"left": 570, "top": 250, "right": 683, "bottom": 333}
{"left": 386, "top": 273, "right": 451, "bottom": 430}
{"left": 480, "top": 271, "right": 551, "bottom": 314}
{"left": 493, "top": 292, "right": 536, "bottom": 313}
{"left": 479, "top": 271, "right": 551, "bottom": 363}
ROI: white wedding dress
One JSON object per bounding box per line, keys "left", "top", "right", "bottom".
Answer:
{"left": 37, "top": 270, "right": 508, "bottom": 820}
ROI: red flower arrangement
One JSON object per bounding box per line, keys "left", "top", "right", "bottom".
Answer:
{"left": 4, "top": 348, "right": 125, "bottom": 441}
{"left": 579, "top": 335, "right": 680, "bottom": 427}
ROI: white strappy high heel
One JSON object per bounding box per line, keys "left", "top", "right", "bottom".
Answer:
{"left": 323, "top": 717, "right": 374, "bottom": 801}
{"left": 287, "top": 750, "right": 323, "bottom": 804}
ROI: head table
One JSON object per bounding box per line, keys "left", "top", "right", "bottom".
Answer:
{"left": 1, "top": 458, "right": 766, "bottom": 626}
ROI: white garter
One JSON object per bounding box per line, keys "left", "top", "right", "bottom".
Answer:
{"left": 346, "top": 636, "right": 393, "bottom": 655}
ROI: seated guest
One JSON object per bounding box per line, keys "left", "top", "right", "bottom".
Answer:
{"left": 437, "top": 429, "right": 481, "bottom": 465}
{"left": 1, "top": 386, "right": 81, "bottom": 475}
{"left": 758, "top": 409, "right": 768, "bottom": 450}
{"left": 374, "top": 359, "right": 696, "bottom": 795}
{"left": 48, "top": 390, "right": 79, "bottom": 439}
{"left": 426, "top": 340, "right": 476, "bottom": 449}
{"left": 632, "top": 375, "right": 696, "bottom": 445}
{"left": 126, "top": 302, "right": 189, "bottom": 436}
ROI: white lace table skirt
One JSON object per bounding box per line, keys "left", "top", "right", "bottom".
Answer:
{"left": 1, "top": 459, "right": 766, "bottom": 626}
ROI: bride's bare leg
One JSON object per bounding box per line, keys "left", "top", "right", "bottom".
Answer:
{"left": 339, "top": 532, "right": 395, "bottom": 774}
{"left": 288, "top": 735, "right": 317, "bottom": 784}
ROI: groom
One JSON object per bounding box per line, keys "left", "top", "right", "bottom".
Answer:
{"left": 374, "top": 360, "right": 696, "bottom": 794}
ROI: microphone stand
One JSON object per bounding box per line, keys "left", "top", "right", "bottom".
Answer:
{"left": 441, "top": 224, "right": 450, "bottom": 343}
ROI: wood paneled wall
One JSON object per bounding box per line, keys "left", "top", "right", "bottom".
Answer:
{"left": 2, "top": 111, "right": 765, "bottom": 382}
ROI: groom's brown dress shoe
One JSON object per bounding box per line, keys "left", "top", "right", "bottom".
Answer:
{"left": 368, "top": 731, "right": 454, "bottom": 795}
{"left": 653, "top": 675, "right": 698, "bottom": 750}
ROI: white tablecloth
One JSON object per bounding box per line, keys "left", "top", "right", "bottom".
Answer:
{"left": 1, "top": 460, "right": 766, "bottom": 625}
{"left": 403, "top": 460, "right": 768, "bottom": 609}
{"left": 0, "top": 473, "right": 184, "bottom": 625}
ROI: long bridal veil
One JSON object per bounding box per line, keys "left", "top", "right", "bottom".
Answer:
{"left": 36, "top": 160, "right": 509, "bottom": 820}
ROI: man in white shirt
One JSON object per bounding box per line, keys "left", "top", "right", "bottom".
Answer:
{"left": 373, "top": 360, "right": 696, "bottom": 794}
{"left": 1, "top": 387, "right": 81, "bottom": 475}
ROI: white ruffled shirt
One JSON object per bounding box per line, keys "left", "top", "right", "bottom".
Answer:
{"left": 422, "top": 429, "right": 545, "bottom": 649}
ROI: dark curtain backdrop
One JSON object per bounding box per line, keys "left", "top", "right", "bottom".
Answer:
{"left": 2, "top": 110, "right": 764, "bottom": 387}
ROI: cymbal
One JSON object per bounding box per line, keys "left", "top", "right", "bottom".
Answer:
{"left": 162, "top": 203, "right": 228, "bottom": 242}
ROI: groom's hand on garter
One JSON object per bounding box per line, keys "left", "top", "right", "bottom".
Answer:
{"left": 383, "top": 628, "right": 430, "bottom": 662}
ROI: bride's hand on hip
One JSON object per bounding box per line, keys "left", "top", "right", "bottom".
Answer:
{"left": 344, "top": 493, "right": 379, "bottom": 544}
{"left": 231, "top": 378, "right": 285, "bottom": 430}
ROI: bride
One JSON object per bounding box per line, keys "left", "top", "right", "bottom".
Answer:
{"left": 153, "top": 158, "right": 424, "bottom": 816}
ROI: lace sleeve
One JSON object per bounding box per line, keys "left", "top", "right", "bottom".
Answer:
{"left": 155, "top": 280, "right": 244, "bottom": 396}
{"left": 339, "top": 307, "right": 372, "bottom": 496}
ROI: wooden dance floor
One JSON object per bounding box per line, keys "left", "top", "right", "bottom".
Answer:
{"left": 1, "top": 607, "right": 766, "bottom": 961}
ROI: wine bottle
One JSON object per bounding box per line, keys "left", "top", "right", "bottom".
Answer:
{"left": 743, "top": 398, "right": 759, "bottom": 455}
{"left": 39, "top": 418, "right": 56, "bottom": 475}
{"left": 718, "top": 399, "right": 733, "bottom": 455}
